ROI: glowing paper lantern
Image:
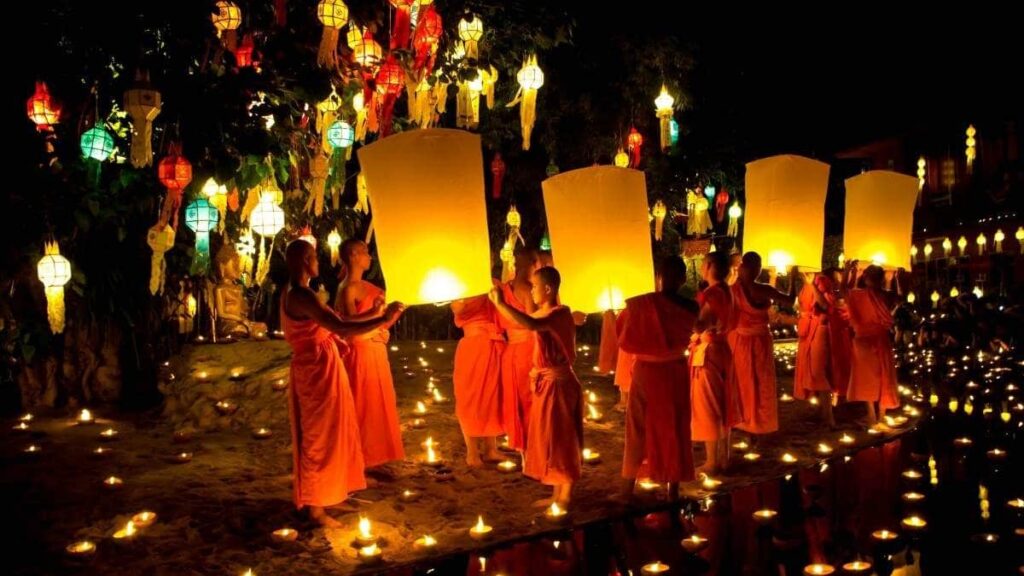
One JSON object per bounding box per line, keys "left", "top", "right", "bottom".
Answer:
{"left": 327, "top": 229, "right": 342, "bottom": 266}
{"left": 316, "top": 0, "right": 349, "bottom": 68}
{"left": 916, "top": 156, "right": 926, "bottom": 190}
{"left": 80, "top": 126, "right": 115, "bottom": 162}
{"left": 923, "top": 242, "right": 932, "bottom": 260}
{"left": 541, "top": 166, "right": 655, "bottom": 312}
{"left": 654, "top": 85, "right": 675, "bottom": 151}
{"left": 744, "top": 155, "right": 830, "bottom": 271}
{"left": 123, "top": 71, "right": 161, "bottom": 168}
{"left": 843, "top": 170, "right": 919, "bottom": 269}
{"left": 910, "top": 244, "right": 918, "bottom": 263}
{"left": 458, "top": 15, "right": 484, "bottom": 59}
{"left": 930, "top": 290, "right": 940, "bottom": 308}
{"left": 412, "top": 4, "right": 443, "bottom": 74}
{"left": 156, "top": 144, "right": 192, "bottom": 229}
{"left": 37, "top": 241, "right": 72, "bottom": 334}
{"left": 727, "top": 203, "right": 742, "bottom": 237}
{"left": 669, "top": 118, "right": 680, "bottom": 145}
{"left": 211, "top": 1, "right": 242, "bottom": 51}
{"left": 510, "top": 55, "right": 543, "bottom": 151}
{"left": 26, "top": 81, "right": 61, "bottom": 131}
{"left": 146, "top": 224, "right": 175, "bottom": 295}
{"left": 942, "top": 237, "right": 952, "bottom": 257}
{"left": 907, "top": 291, "right": 916, "bottom": 304}
{"left": 352, "top": 30, "right": 383, "bottom": 70}
{"left": 651, "top": 200, "right": 667, "bottom": 241}
{"left": 1017, "top": 227, "right": 1024, "bottom": 254}
{"left": 627, "top": 127, "right": 644, "bottom": 168}
{"left": 993, "top": 229, "right": 1004, "bottom": 252}
{"left": 614, "top": 148, "right": 629, "bottom": 168}
{"left": 975, "top": 233, "right": 986, "bottom": 256}
{"left": 249, "top": 192, "right": 284, "bottom": 284}
{"left": 357, "top": 129, "right": 493, "bottom": 304}
{"left": 327, "top": 120, "right": 355, "bottom": 149}
{"left": 184, "top": 198, "right": 219, "bottom": 275}
{"left": 957, "top": 236, "right": 967, "bottom": 257}
{"left": 965, "top": 125, "right": 977, "bottom": 173}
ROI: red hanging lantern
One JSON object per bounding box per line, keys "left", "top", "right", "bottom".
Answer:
{"left": 412, "top": 5, "right": 443, "bottom": 75}
{"left": 234, "top": 34, "right": 257, "bottom": 68}
{"left": 714, "top": 187, "right": 730, "bottom": 222}
{"left": 157, "top": 143, "right": 193, "bottom": 229}
{"left": 491, "top": 152, "right": 506, "bottom": 199}
{"left": 27, "top": 81, "right": 61, "bottom": 131}
{"left": 375, "top": 56, "right": 405, "bottom": 137}
{"left": 627, "top": 127, "right": 644, "bottom": 168}
{"left": 388, "top": 0, "right": 415, "bottom": 50}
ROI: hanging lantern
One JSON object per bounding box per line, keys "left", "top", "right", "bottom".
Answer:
{"left": 346, "top": 24, "right": 364, "bottom": 49}
{"left": 326, "top": 120, "right": 354, "bottom": 208}
{"left": 351, "top": 30, "right": 383, "bottom": 70}
{"left": 184, "top": 198, "right": 219, "bottom": 275}
{"left": 654, "top": 85, "right": 675, "bottom": 151}
{"left": 976, "top": 232, "right": 986, "bottom": 255}
{"left": 507, "top": 205, "right": 522, "bottom": 228}
{"left": 837, "top": 252, "right": 845, "bottom": 268}
{"left": 916, "top": 156, "right": 926, "bottom": 190}
{"left": 80, "top": 126, "right": 115, "bottom": 162}
{"left": 614, "top": 148, "right": 629, "bottom": 168}
{"left": 480, "top": 66, "right": 498, "bottom": 109}
{"left": 965, "top": 125, "right": 977, "bottom": 173}
{"left": 844, "top": 171, "right": 918, "bottom": 269}
{"left": 352, "top": 91, "right": 369, "bottom": 141}
{"left": 950, "top": 286, "right": 960, "bottom": 298}
{"left": 957, "top": 236, "right": 967, "bottom": 256}
{"left": 234, "top": 34, "right": 257, "bottom": 68}
{"left": 146, "top": 224, "right": 176, "bottom": 295}
{"left": 972, "top": 286, "right": 983, "bottom": 299}
{"left": 375, "top": 56, "right": 405, "bottom": 136}
{"left": 327, "top": 120, "right": 355, "bottom": 149}
{"left": 327, "top": 229, "right": 342, "bottom": 266}
{"left": 505, "top": 205, "right": 524, "bottom": 269}
{"left": 922, "top": 242, "right": 932, "bottom": 260}
{"left": 651, "top": 200, "right": 667, "bottom": 241}
{"left": 627, "top": 127, "right": 643, "bottom": 168}
{"left": 687, "top": 190, "right": 712, "bottom": 237}
{"left": 907, "top": 291, "right": 916, "bottom": 304}
{"left": 942, "top": 237, "right": 952, "bottom": 258}
{"left": 202, "top": 177, "right": 229, "bottom": 232}
{"left": 930, "top": 290, "right": 940, "bottom": 308}
{"left": 211, "top": 1, "right": 242, "bottom": 51}
{"left": 412, "top": 4, "right": 443, "bottom": 75}
{"left": 388, "top": 0, "right": 415, "bottom": 50}
{"left": 354, "top": 172, "right": 369, "bottom": 213}
{"left": 491, "top": 152, "right": 506, "bottom": 199}
{"left": 669, "top": 118, "right": 680, "bottom": 146}
{"left": 37, "top": 241, "right": 72, "bottom": 334}
{"left": 123, "top": 71, "right": 161, "bottom": 169}
{"left": 456, "top": 69, "right": 483, "bottom": 129}
{"left": 458, "top": 15, "right": 484, "bottom": 60}
{"left": 714, "top": 188, "right": 729, "bottom": 222}
{"left": 509, "top": 55, "right": 543, "bottom": 151}
{"left": 727, "top": 203, "right": 742, "bottom": 237}
{"left": 307, "top": 153, "right": 330, "bottom": 216}
{"left": 250, "top": 192, "right": 286, "bottom": 285}
{"left": 500, "top": 239, "right": 515, "bottom": 282}
{"left": 157, "top": 144, "right": 192, "bottom": 229}
{"left": 1017, "top": 227, "right": 1024, "bottom": 254}
{"left": 993, "top": 229, "right": 1004, "bottom": 252}
{"left": 26, "top": 81, "right": 61, "bottom": 131}
{"left": 316, "top": 0, "right": 349, "bottom": 68}
{"left": 941, "top": 158, "right": 956, "bottom": 190}
{"left": 910, "top": 244, "right": 918, "bottom": 263}
{"left": 410, "top": 77, "right": 434, "bottom": 128}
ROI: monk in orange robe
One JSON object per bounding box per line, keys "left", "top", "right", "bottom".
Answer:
{"left": 842, "top": 262, "right": 901, "bottom": 427}
{"left": 281, "top": 239, "right": 404, "bottom": 526}
{"left": 691, "top": 251, "right": 742, "bottom": 474}
{"left": 498, "top": 248, "right": 539, "bottom": 452}
{"left": 452, "top": 287, "right": 506, "bottom": 467}
{"left": 490, "top": 267, "right": 582, "bottom": 508}
{"left": 729, "top": 252, "right": 795, "bottom": 440}
{"left": 794, "top": 271, "right": 849, "bottom": 427}
{"left": 334, "top": 239, "right": 404, "bottom": 470}
{"left": 614, "top": 350, "right": 636, "bottom": 410}
{"left": 618, "top": 256, "right": 699, "bottom": 499}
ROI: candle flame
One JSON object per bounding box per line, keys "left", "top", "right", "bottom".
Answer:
{"left": 473, "top": 515, "right": 487, "bottom": 531}
{"left": 817, "top": 443, "right": 832, "bottom": 454}
{"left": 358, "top": 516, "right": 372, "bottom": 539}
{"left": 426, "top": 444, "right": 438, "bottom": 463}
{"left": 587, "top": 391, "right": 598, "bottom": 403}
{"left": 79, "top": 409, "right": 93, "bottom": 422}
{"left": 432, "top": 388, "right": 443, "bottom": 402}
{"left": 781, "top": 452, "right": 797, "bottom": 463}
{"left": 548, "top": 502, "right": 564, "bottom": 516}
{"left": 359, "top": 543, "right": 380, "bottom": 556}
{"left": 420, "top": 534, "right": 436, "bottom": 546}
{"left": 415, "top": 401, "right": 427, "bottom": 414}
{"left": 587, "top": 403, "right": 601, "bottom": 420}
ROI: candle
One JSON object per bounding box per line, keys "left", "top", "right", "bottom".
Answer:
{"left": 415, "top": 401, "right": 428, "bottom": 415}
{"left": 99, "top": 428, "right": 119, "bottom": 441}
{"left": 414, "top": 534, "right": 437, "bottom": 549}
{"left": 19, "top": 413, "right": 33, "bottom": 422}
{"left": 229, "top": 368, "right": 244, "bottom": 380}
{"left": 817, "top": 443, "right": 833, "bottom": 455}
{"left": 103, "top": 476, "right": 124, "bottom": 489}
{"left": 92, "top": 446, "right": 111, "bottom": 457}
{"left": 948, "top": 399, "right": 959, "bottom": 412}
{"left": 497, "top": 459, "right": 518, "bottom": 472}
{"left": 871, "top": 529, "right": 899, "bottom": 541}
{"left": 841, "top": 560, "right": 872, "bottom": 574}
{"left": 680, "top": 534, "right": 708, "bottom": 553}
{"left": 637, "top": 479, "right": 661, "bottom": 491}
{"left": 113, "top": 520, "right": 137, "bottom": 540}
{"left": 779, "top": 392, "right": 794, "bottom": 402}
{"left": 902, "top": 469, "right": 923, "bottom": 480}
{"left": 972, "top": 532, "right": 999, "bottom": 544}
{"left": 733, "top": 441, "right": 750, "bottom": 451}
{"left": 173, "top": 430, "right": 193, "bottom": 443}
{"left": 545, "top": 502, "right": 568, "bottom": 522}
{"left": 196, "top": 370, "right": 208, "bottom": 380}
{"left": 436, "top": 347, "right": 445, "bottom": 353}
{"left": 13, "top": 422, "right": 29, "bottom": 432}
{"left": 409, "top": 418, "right": 426, "bottom": 429}
{"left": 928, "top": 393, "right": 939, "bottom": 407}
{"left": 901, "top": 515, "right": 927, "bottom": 530}
{"left": 1008, "top": 498, "right": 1024, "bottom": 509}
{"left": 431, "top": 388, "right": 449, "bottom": 404}
{"left": 809, "top": 395, "right": 820, "bottom": 406}
{"left": 902, "top": 491, "right": 926, "bottom": 503}
{"left": 215, "top": 401, "right": 237, "bottom": 415}
{"left": 582, "top": 448, "right": 602, "bottom": 464}
{"left": 252, "top": 427, "right": 272, "bottom": 439}
{"left": 986, "top": 448, "right": 1007, "bottom": 460}
{"left": 174, "top": 451, "right": 193, "bottom": 463}
{"left": 781, "top": 453, "right": 798, "bottom": 463}
{"left": 358, "top": 543, "right": 382, "bottom": 563}
{"left": 469, "top": 515, "right": 493, "bottom": 539}
{"left": 390, "top": 345, "right": 399, "bottom": 352}
{"left": 66, "top": 540, "right": 96, "bottom": 556}
{"left": 400, "top": 489, "right": 420, "bottom": 502}
{"left": 752, "top": 509, "right": 778, "bottom": 524}
{"left": 424, "top": 444, "right": 442, "bottom": 466}
{"left": 700, "top": 473, "right": 722, "bottom": 490}
{"left": 356, "top": 516, "right": 376, "bottom": 546}
{"left": 272, "top": 378, "right": 288, "bottom": 391}
{"left": 587, "top": 391, "right": 599, "bottom": 404}
{"left": 954, "top": 436, "right": 973, "bottom": 446}
{"left": 131, "top": 511, "right": 157, "bottom": 528}
{"left": 586, "top": 403, "right": 603, "bottom": 422}
{"left": 743, "top": 452, "right": 761, "bottom": 461}
{"left": 641, "top": 561, "right": 671, "bottom": 574}
{"left": 421, "top": 436, "right": 437, "bottom": 449}
{"left": 804, "top": 564, "right": 835, "bottom": 576}
{"left": 78, "top": 409, "right": 94, "bottom": 424}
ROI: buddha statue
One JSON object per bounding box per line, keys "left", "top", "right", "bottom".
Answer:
{"left": 212, "top": 242, "right": 251, "bottom": 338}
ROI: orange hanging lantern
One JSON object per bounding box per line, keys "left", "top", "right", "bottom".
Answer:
{"left": 234, "top": 34, "right": 257, "bottom": 68}
{"left": 316, "top": 0, "right": 349, "bottom": 68}
{"left": 211, "top": 1, "right": 242, "bottom": 52}
{"left": 412, "top": 4, "right": 443, "bottom": 75}
{"left": 157, "top": 144, "right": 192, "bottom": 229}
{"left": 389, "top": 0, "right": 415, "bottom": 50}
{"left": 375, "top": 56, "right": 405, "bottom": 137}
{"left": 627, "top": 127, "right": 643, "bottom": 168}
{"left": 27, "top": 81, "right": 61, "bottom": 131}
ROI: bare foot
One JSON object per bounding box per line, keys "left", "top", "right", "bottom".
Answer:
{"left": 532, "top": 497, "right": 554, "bottom": 508}
{"left": 466, "top": 457, "right": 484, "bottom": 469}
{"left": 482, "top": 451, "right": 504, "bottom": 463}
{"left": 309, "top": 507, "right": 342, "bottom": 528}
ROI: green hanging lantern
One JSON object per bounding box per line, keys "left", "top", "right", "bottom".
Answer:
{"left": 184, "top": 198, "right": 220, "bottom": 275}
{"left": 326, "top": 120, "right": 355, "bottom": 149}
{"left": 669, "top": 119, "right": 680, "bottom": 146}
{"left": 540, "top": 234, "right": 552, "bottom": 251}
{"left": 80, "top": 125, "right": 115, "bottom": 161}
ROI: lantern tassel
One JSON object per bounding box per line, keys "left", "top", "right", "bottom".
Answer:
{"left": 658, "top": 114, "right": 672, "bottom": 151}
{"left": 306, "top": 153, "right": 330, "bottom": 217}
{"left": 45, "top": 287, "right": 66, "bottom": 334}
{"left": 255, "top": 238, "right": 271, "bottom": 285}
{"left": 520, "top": 88, "right": 537, "bottom": 151}
{"left": 354, "top": 173, "right": 369, "bottom": 213}
{"left": 192, "top": 232, "right": 211, "bottom": 276}
{"left": 655, "top": 213, "right": 665, "bottom": 241}
{"left": 727, "top": 214, "right": 739, "bottom": 237}
{"left": 318, "top": 27, "right": 340, "bottom": 69}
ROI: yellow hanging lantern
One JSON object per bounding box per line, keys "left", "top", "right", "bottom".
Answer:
{"left": 123, "top": 71, "right": 161, "bottom": 169}
{"left": 250, "top": 192, "right": 286, "bottom": 285}
{"left": 907, "top": 291, "right": 916, "bottom": 304}
{"left": 1017, "top": 227, "right": 1024, "bottom": 254}
{"left": 211, "top": 1, "right": 242, "bottom": 51}
{"left": 316, "top": 0, "right": 350, "bottom": 68}
{"left": 614, "top": 148, "right": 629, "bottom": 168}
{"left": 503, "top": 206, "right": 524, "bottom": 282}
{"left": 727, "top": 203, "right": 742, "bottom": 237}
{"left": 654, "top": 85, "right": 675, "bottom": 151}
{"left": 37, "top": 241, "right": 72, "bottom": 334}
{"left": 346, "top": 24, "right": 364, "bottom": 49}
{"left": 910, "top": 244, "right": 918, "bottom": 263}
{"left": 354, "top": 172, "right": 370, "bottom": 213}
{"left": 509, "top": 55, "right": 543, "bottom": 151}
{"left": 480, "top": 66, "right": 498, "bottom": 109}
{"left": 965, "top": 125, "right": 977, "bottom": 173}
{"left": 923, "top": 242, "right": 932, "bottom": 260}
{"left": 500, "top": 239, "right": 515, "bottom": 282}
{"left": 916, "top": 156, "right": 926, "bottom": 190}
{"left": 972, "top": 286, "right": 983, "bottom": 299}
{"left": 950, "top": 286, "right": 959, "bottom": 298}
{"left": 202, "top": 178, "right": 229, "bottom": 232}
{"left": 457, "top": 15, "right": 484, "bottom": 60}
{"left": 844, "top": 171, "right": 918, "bottom": 269}
{"left": 651, "top": 200, "right": 667, "bottom": 241}
{"left": 942, "top": 237, "right": 952, "bottom": 257}
{"left": 146, "top": 224, "right": 175, "bottom": 296}
{"left": 957, "top": 236, "right": 967, "bottom": 256}
{"left": 327, "top": 229, "right": 342, "bottom": 267}
{"left": 993, "top": 229, "right": 1004, "bottom": 252}
{"left": 930, "top": 290, "right": 940, "bottom": 307}
{"left": 352, "top": 91, "right": 369, "bottom": 142}
{"left": 975, "top": 232, "right": 986, "bottom": 255}
{"left": 457, "top": 69, "right": 483, "bottom": 129}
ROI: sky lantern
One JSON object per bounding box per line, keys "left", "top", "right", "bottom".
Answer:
{"left": 37, "top": 241, "right": 72, "bottom": 334}
{"left": 357, "top": 129, "right": 493, "bottom": 305}
{"left": 541, "top": 166, "right": 655, "bottom": 313}
{"left": 843, "top": 170, "right": 918, "bottom": 269}
{"left": 316, "top": 0, "right": 349, "bottom": 68}
{"left": 654, "top": 85, "right": 675, "bottom": 151}
{"left": 743, "top": 155, "right": 830, "bottom": 272}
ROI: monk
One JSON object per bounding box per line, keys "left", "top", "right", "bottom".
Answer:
{"left": 490, "top": 267, "right": 583, "bottom": 508}
{"left": 729, "top": 252, "right": 795, "bottom": 441}
{"left": 613, "top": 350, "right": 636, "bottom": 411}
{"left": 498, "top": 248, "right": 540, "bottom": 452}
{"left": 841, "top": 261, "right": 901, "bottom": 427}
{"left": 618, "top": 256, "right": 699, "bottom": 500}
{"left": 794, "top": 270, "right": 850, "bottom": 427}
{"left": 334, "top": 239, "right": 404, "bottom": 470}
{"left": 281, "top": 239, "right": 404, "bottom": 526}
{"left": 451, "top": 287, "right": 506, "bottom": 467}
{"left": 691, "top": 251, "right": 741, "bottom": 474}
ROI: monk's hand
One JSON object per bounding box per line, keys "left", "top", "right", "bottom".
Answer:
{"left": 372, "top": 295, "right": 387, "bottom": 315}
{"left": 488, "top": 287, "right": 504, "bottom": 305}
{"left": 571, "top": 310, "right": 587, "bottom": 326}
{"left": 384, "top": 302, "right": 405, "bottom": 322}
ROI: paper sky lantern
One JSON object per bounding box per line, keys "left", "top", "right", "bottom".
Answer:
{"left": 37, "top": 241, "right": 72, "bottom": 334}
{"left": 744, "top": 155, "right": 830, "bottom": 271}
{"left": 654, "top": 85, "right": 675, "bottom": 151}
{"left": 843, "top": 170, "right": 918, "bottom": 269}
{"left": 541, "top": 166, "right": 655, "bottom": 312}
{"left": 316, "top": 0, "right": 349, "bottom": 68}
{"left": 510, "top": 55, "right": 543, "bottom": 151}
{"left": 124, "top": 71, "right": 161, "bottom": 168}
{"left": 357, "top": 129, "right": 492, "bottom": 305}
{"left": 185, "top": 198, "right": 219, "bottom": 275}
{"left": 146, "top": 224, "right": 176, "bottom": 295}
{"left": 80, "top": 126, "right": 115, "bottom": 162}
{"left": 27, "top": 81, "right": 61, "bottom": 131}
{"left": 458, "top": 15, "right": 483, "bottom": 60}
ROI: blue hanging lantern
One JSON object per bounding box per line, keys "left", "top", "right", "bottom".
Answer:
{"left": 184, "top": 198, "right": 220, "bottom": 275}
{"left": 669, "top": 118, "right": 680, "bottom": 146}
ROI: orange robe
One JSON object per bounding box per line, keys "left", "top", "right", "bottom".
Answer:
{"left": 281, "top": 290, "right": 366, "bottom": 507}
{"left": 343, "top": 282, "right": 404, "bottom": 468}
{"left": 453, "top": 294, "right": 505, "bottom": 437}
{"left": 691, "top": 284, "right": 742, "bottom": 441}
{"left": 614, "top": 350, "right": 636, "bottom": 393}
{"left": 617, "top": 292, "right": 697, "bottom": 483}
{"left": 728, "top": 283, "right": 778, "bottom": 434}
{"left": 795, "top": 281, "right": 852, "bottom": 399}
{"left": 498, "top": 282, "right": 535, "bottom": 450}
{"left": 846, "top": 288, "right": 899, "bottom": 410}
{"left": 524, "top": 306, "right": 583, "bottom": 485}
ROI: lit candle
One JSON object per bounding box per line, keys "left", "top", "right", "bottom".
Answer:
{"left": 390, "top": 345, "right": 399, "bottom": 352}
{"left": 358, "top": 543, "right": 382, "bottom": 563}
{"left": 92, "top": 446, "right": 111, "bottom": 457}
{"left": 986, "top": 448, "right": 1007, "bottom": 460}
{"left": 497, "top": 459, "right": 518, "bottom": 472}
{"left": 733, "top": 441, "right": 750, "bottom": 451}
{"left": 414, "top": 534, "right": 437, "bottom": 549}
{"left": 66, "top": 540, "right": 97, "bottom": 557}
{"left": 174, "top": 452, "right": 193, "bottom": 463}
{"left": 641, "top": 561, "right": 671, "bottom": 574}
{"left": 400, "top": 489, "right": 420, "bottom": 502}
{"left": 972, "top": 533, "right": 999, "bottom": 544}
{"left": 839, "top": 433, "right": 855, "bottom": 445}
{"left": 356, "top": 516, "right": 376, "bottom": 546}
{"left": 415, "top": 401, "right": 428, "bottom": 415}
{"left": 545, "top": 502, "right": 568, "bottom": 522}
{"left": 469, "top": 515, "right": 493, "bottom": 539}
{"left": 196, "top": 370, "right": 208, "bottom": 380}
{"left": 215, "top": 401, "right": 237, "bottom": 415}
{"left": 954, "top": 436, "right": 973, "bottom": 446}
{"left": 131, "top": 511, "right": 157, "bottom": 528}
{"left": 229, "top": 368, "right": 244, "bottom": 380}
{"left": 809, "top": 396, "right": 820, "bottom": 406}
{"left": 252, "top": 427, "right": 272, "bottom": 439}
{"left": 409, "top": 418, "right": 426, "bottom": 429}
{"left": 99, "top": 428, "right": 119, "bottom": 441}
{"left": 431, "top": 388, "right": 448, "bottom": 404}
{"left": 752, "top": 509, "right": 778, "bottom": 524}
{"left": 780, "top": 392, "right": 794, "bottom": 402}
{"left": 781, "top": 453, "right": 798, "bottom": 463}
{"left": 902, "top": 491, "right": 926, "bottom": 503}
{"left": 871, "top": 529, "right": 899, "bottom": 541}
{"left": 113, "top": 520, "right": 137, "bottom": 540}
{"left": 582, "top": 448, "right": 602, "bottom": 464}
{"left": 700, "top": 473, "right": 722, "bottom": 490}
{"left": 803, "top": 564, "right": 835, "bottom": 576}
{"left": 680, "top": 534, "right": 708, "bottom": 553}
{"left": 272, "top": 378, "right": 288, "bottom": 391}
{"left": 173, "top": 430, "right": 193, "bottom": 443}
{"left": 421, "top": 436, "right": 437, "bottom": 449}
{"left": 23, "top": 444, "right": 41, "bottom": 455}
{"left": 1008, "top": 498, "right": 1024, "bottom": 510}
{"left": 585, "top": 403, "right": 603, "bottom": 422}
{"left": 19, "top": 413, "right": 33, "bottom": 422}
{"left": 744, "top": 452, "right": 761, "bottom": 461}
{"left": 841, "top": 560, "right": 872, "bottom": 574}
{"left": 638, "top": 479, "right": 661, "bottom": 491}
{"left": 587, "top": 391, "right": 599, "bottom": 404}
{"left": 13, "top": 422, "right": 30, "bottom": 432}
{"left": 103, "top": 476, "right": 124, "bottom": 489}
{"left": 928, "top": 393, "right": 939, "bottom": 407}
{"left": 902, "top": 469, "right": 923, "bottom": 480}
{"left": 436, "top": 347, "right": 445, "bottom": 353}
{"left": 948, "top": 399, "right": 959, "bottom": 413}
{"left": 78, "top": 409, "right": 94, "bottom": 424}
{"left": 817, "top": 443, "right": 833, "bottom": 455}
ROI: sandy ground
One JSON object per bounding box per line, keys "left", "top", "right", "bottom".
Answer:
{"left": 3, "top": 339, "right": 916, "bottom": 575}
